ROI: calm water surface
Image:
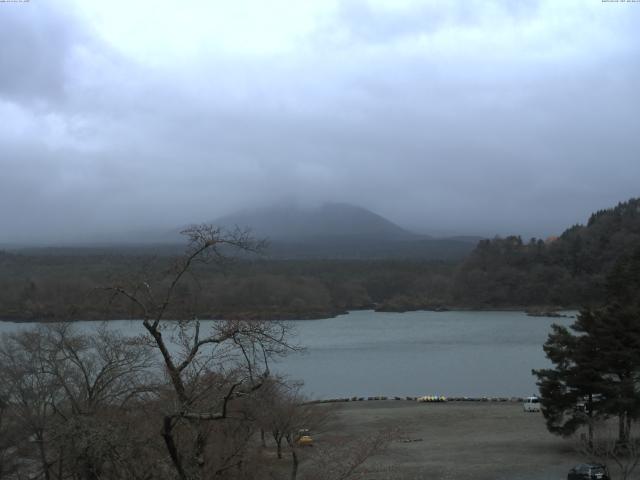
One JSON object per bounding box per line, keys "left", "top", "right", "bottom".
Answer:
{"left": 0, "top": 310, "right": 574, "bottom": 399}
{"left": 275, "top": 310, "right": 574, "bottom": 398}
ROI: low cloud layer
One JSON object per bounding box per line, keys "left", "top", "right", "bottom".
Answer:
{"left": 1, "top": 0, "right": 639, "bottom": 243}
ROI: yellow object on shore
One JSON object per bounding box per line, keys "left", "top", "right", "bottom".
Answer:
{"left": 298, "top": 435, "right": 313, "bottom": 447}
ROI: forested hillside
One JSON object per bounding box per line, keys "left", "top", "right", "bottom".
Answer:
{"left": 1, "top": 198, "right": 638, "bottom": 321}
{"left": 452, "top": 198, "right": 640, "bottom": 307}
{"left": 0, "top": 253, "right": 455, "bottom": 321}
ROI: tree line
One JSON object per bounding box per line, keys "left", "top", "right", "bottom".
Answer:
{"left": 0, "top": 253, "right": 456, "bottom": 321}
{"left": 453, "top": 198, "right": 640, "bottom": 308}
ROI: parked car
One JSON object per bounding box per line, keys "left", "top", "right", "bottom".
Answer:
{"left": 567, "top": 463, "right": 610, "bottom": 480}
{"left": 523, "top": 396, "right": 541, "bottom": 412}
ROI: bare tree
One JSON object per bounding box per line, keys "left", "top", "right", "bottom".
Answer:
{"left": 253, "top": 379, "right": 332, "bottom": 479}
{"left": 254, "top": 379, "right": 396, "bottom": 480}
{"left": 576, "top": 422, "right": 640, "bottom": 480}
{"left": 283, "top": 398, "right": 332, "bottom": 480}
{"left": 106, "top": 225, "right": 297, "bottom": 480}
{"left": 44, "top": 324, "right": 158, "bottom": 480}
{"left": 0, "top": 329, "right": 61, "bottom": 480}
{"left": 0, "top": 324, "right": 159, "bottom": 480}
{"left": 300, "top": 428, "right": 397, "bottom": 480}
{"left": 0, "top": 384, "right": 21, "bottom": 479}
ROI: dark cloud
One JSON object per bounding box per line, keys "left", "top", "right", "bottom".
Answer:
{"left": 0, "top": 3, "right": 87, "bottom": 103}
{"left": 0, "top": 1, "right": 639, "bottom": 244}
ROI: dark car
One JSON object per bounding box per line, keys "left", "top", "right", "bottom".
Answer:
{"left": 567, "top": 463, "right": 610, "bottom": 480}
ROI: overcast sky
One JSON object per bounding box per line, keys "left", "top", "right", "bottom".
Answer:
{"left": 1, "top": 0, "right": 639, "bottom": 243}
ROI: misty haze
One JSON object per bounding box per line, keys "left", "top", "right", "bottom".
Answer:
{"left": 1, "top": 1, "right": 640, "bottom": 480}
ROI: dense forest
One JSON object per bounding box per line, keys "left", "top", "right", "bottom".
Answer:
{"left": 0, "top": 253, "right": 455, "bottom": 321}
{"left": 453, "top": 198, "right": 640, "bottom": 308}
{"left": 1, "top": 198, "right": 639, "bottom": 321}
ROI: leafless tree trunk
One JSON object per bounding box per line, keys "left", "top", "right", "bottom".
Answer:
{"left": 273, "top": 431, "right": 284, "bottom": 459}
{"left": 106, "top": 225, "right": 297, "bottom": 479}
{"left": 286, "top": 435, "right": 299, "bottom": 480}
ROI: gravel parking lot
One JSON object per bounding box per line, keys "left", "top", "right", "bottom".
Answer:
{"left": 319, "top": 400, "right": 586, "bottom": 480}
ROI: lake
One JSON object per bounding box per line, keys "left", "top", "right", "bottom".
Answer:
{"left": 275, "top": 310, "right": 574, "bottom": 399}
{"left": 0, "top": 310, "right": 574, "bottom": 399}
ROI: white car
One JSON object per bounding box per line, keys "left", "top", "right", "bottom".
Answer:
{"left": 523, "top": 396, "right": 541, "bottom": 412}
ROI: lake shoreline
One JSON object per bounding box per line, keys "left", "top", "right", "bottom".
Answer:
{"left": 309, "top": 395, "right": 527, "bottom": 403}
{"left": 0, "top": 305, "right": 578, "bottom": 323}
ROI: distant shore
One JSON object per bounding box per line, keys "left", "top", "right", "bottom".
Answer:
{"left": 0, "top": 306, "right": 578, "bottom": 324}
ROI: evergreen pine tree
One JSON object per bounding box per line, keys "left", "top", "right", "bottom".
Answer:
{"left": 534, "top": 247, "right": 640, "bottom": 444}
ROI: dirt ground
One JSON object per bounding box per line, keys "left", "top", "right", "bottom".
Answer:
{"left": 315, "top": 400, "right": 587, "bottom": 480}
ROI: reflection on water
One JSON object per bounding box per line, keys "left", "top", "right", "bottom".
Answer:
{"left": 0, "top": 309, "right": 574, "bottom": 399}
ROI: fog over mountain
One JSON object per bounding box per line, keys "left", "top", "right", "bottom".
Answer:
{"left": 211, "top": 203, "right": 481, "bottom": 259}
{"left": 216, "top": 203, "right": 416, "bottom": 241}
{"left": 1, "top": 1, "right": 639, "bottom": 245}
